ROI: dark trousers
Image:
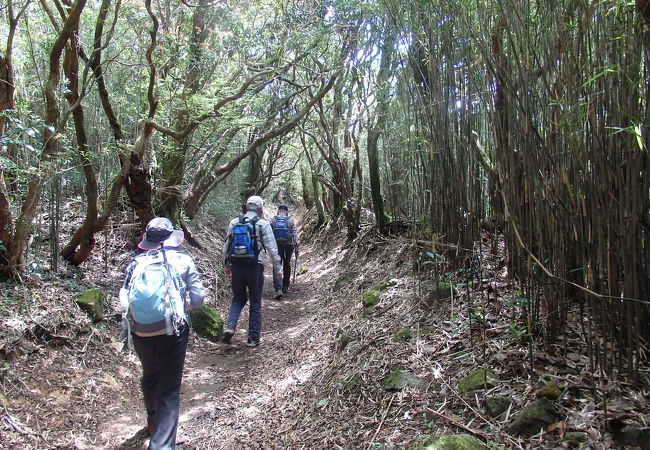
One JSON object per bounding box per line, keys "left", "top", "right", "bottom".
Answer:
{"left": 273, "top": 244, "right": 294, "bottom": 291}
{"left": 132, "top": 326, "right": 189, "bottom": 450}
{"left": 227, "top": 263, "right": 264, "bottom": 340}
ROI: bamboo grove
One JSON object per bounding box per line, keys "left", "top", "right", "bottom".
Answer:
{"left": 1, "top": 0, "right": 648, "bottom": 377}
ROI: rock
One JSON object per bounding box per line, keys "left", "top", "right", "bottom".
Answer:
{"left": 416, "top": 434, "right": 484, "bottom": 450}
{"left": 344, "top": 374, "right": 360, "bottom": 390}
{"left": 393, "top": 328, "right": 413, "bottom": 342}
{"left": 190, "top": 305, "right": 224, "bottom": 343}
{"left": 426, "top": 282, "right": 457, "bottom": 306}
{"left": 361, "top": 289, "right": 380, "bottom": 316}
{"left": 378, "top": 278, "right": 399, "bottom": 291}
{"left": 335, "top": 327, "right": 353, "bottom": 352}
{"left": 394, "top": 325, "right": 434, "bottom": 342}
{"left": 458, "top": 369, "right": 498, "bottom": 393}
{"left": 361, "top": 289, "right": 380, "bottom": 307}
{"left": 507, "top": 398, "right": 559, "bottom": 437}
{"left": 334, "top": 274, "right": 354, "bottom": 292}
{"left": 613, "top": 426, "right": 650, "bottom": 449}
{"left": 484, "top": 396, "right": 512, "bottom": 418}
{"left": 74, "top": 289, "right": 105, "bottom": 321}
{"left": 563, "top": 431, "right": 588, "bottom": 446}
{"left": 381, "top": 370, "right": 423, "bottom": 391}
{"left": 536, "top": 381, "right": 562, "bottom": 400}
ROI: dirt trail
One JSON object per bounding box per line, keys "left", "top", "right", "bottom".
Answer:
{"left": 102, "top": 244, "right": 325, "bottom": 450}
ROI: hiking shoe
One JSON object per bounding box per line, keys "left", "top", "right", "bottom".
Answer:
{"left": 282, "top": 287, "right": 289, "bottom": 294}
{"left": 274, "top": 289, "right": 283, "bottom": 299}
{"left": 222, "top": 328, "right": 234, "bottom": 344}
{"left": 246, "top": 337, "right": 260, "bottom": 347}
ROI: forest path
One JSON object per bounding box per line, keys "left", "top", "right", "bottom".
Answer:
{"left": 105, "top": 239, "right": 329, "bottom": 449}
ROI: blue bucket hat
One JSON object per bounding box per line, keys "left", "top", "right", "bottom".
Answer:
{"left": 138, "top": 217, "right": 184, "bottom": 250}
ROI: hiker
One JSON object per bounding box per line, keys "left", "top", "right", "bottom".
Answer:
{"left": 121, "top": 217, "right": 205, "bottom": 450}
{"left": 269, "top": 205, "right": 300, "bottom": 299}
{"left": 222, "top": 195, "right": 282, "bottom": 347}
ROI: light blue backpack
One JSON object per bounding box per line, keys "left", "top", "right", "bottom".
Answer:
{"left": 123, "top": 249, "right": 186, "bottom": 341}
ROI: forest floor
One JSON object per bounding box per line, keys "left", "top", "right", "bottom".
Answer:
{"left": 0, "top": 208, "right": 649, "bottom": 449}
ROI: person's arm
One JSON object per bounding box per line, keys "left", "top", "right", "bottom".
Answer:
{"left": 260, "top": 220, "right": 282, "bottom": 273}
{"left": 184, "top": 258, "right": 205, "bottom": 310}
{"left": 289, "top": 218, "right": 300, "bottom": 255}
{"left": 119, "top": 259, "right": 137, "bottom": 309}
{"left": 222, "top": 219, "right": 234, "bottom": 270}
{"left": 122, "top": 263, "right": 135, "bottom": 288}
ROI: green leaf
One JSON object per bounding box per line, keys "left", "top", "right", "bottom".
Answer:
{"left": 635, "top": 125, "right": 645, "bottom": 152}
{"left": 582, "top": 65, "right": 619, "bottom": 88}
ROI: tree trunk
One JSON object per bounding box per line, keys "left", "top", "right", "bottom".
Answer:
{"left": 158, "top": 0, "right": 211, "bottom": 220}
{"left": 2, "top": 0, "right": 87, "bottom": 279}
{"left": 59, "top": 21, "right": 99, "bottom": 266}
{"left": 0, "top": 0, "right": 26, "bottom": 277}
{"left": 300, "top": 164, "right": 314, "bottom": 209}
{"left": 60, "top": 0, "right": 129, "bottom": 265}
{"left": 638, "top": 0, "right": 650, "bottom": 27}
{"left": 367, "top": 129, "right": 389, "bottom": 230}
{"left": 125, "top": 146, "right": 155, "bottom": 228}
{"left": 367, "top": 27, "right": 394, "bottom": 233}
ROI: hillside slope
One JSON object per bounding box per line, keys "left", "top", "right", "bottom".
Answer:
{"left": 0, "top": 211, "right": 647, "bottom": 449}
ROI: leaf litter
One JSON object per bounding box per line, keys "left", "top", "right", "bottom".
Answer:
{"left": 0, "top": 209, "right": 647, "bottom": 449}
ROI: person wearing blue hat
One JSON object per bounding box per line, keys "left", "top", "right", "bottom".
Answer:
{"left": 121, "top": 217, "right": 205, "bottom": 449}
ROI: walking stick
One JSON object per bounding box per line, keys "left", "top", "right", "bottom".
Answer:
{"left": 292, "top": 252, "right": 298, "bottom": 284}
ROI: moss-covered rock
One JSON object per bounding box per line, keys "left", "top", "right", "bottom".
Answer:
{"left": 190, "top": 305, "right": 224, "bottom": 343}
{"left": 415, "top": 434, "right": 484, "bottom": 450}
{"left": 507, "top": 398, "right": 559, "bottom": 437}
{"left": 344, "top": 374, "right": 360, "bottom": 390}
{"left": 74, "top": 289, "right": 105, "bottom": 321}
{"left": 613, "top": 426, "right": 650, "bottom": 449}
{"left": 334, "top": 274, "right": 354, "bottom": 292}
{"left": 536, "top": 381, "right": 562, "bottom": 400}
{"left": 426, "top": 282, "right": 458, "bottom": 306}
{"left": 381, "top": 370, "right": 422, "bottom": 391}
{"left": 335, "top": 327, "right": 353, "bottom": 352}
{"left": 361, "top": 289, "right": 380, "bottom": 307}
{"left": 484, "top": 396, "right": 512, "bottom": 418}
{"left": 378, "top": 278, "right": 399, "bottom": 291}
{"left": 361, "top": 289, "right": 381, "bottom": 316}
{"left": 393, "top": 324, "right": 435, "bottom": 342}
{"left": 563, "top": 431, "right": 588, "bottom": 446}
{"left": 458, "top": 369, "right": 498, "bottom": 393}
{"left": 393, "top": 328, "right": 413, "bottom": 342}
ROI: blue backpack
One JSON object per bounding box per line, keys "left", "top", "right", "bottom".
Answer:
{"left": 228, "top": 215, "right": 260, "bottom": 265}
{"left": 124, "top": 249, "right": 186, "bottom": 337}
{"left": 272, "top": 215, "right": 291, "bottom": 243}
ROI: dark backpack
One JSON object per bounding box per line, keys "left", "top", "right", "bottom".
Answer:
{"left": 272, "top": 215, "right": 291, "bottom": 243}
{"left": 228, "top": 215, "right": 260, "bottom": 265}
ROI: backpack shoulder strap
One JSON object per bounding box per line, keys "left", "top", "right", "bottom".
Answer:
{"left": 250, "top": 216, "right": 264, "bottom": 253}
{"left": 250, "top": 216, "right": 261, "bottom": 238}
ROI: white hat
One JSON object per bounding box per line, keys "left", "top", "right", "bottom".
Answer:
{"left": 246, "top": 195, "right": 264, "bottom": 210}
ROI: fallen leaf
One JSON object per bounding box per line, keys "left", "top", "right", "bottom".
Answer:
{"left": 547, "top": 420, "right": 568, "bottom": 438}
